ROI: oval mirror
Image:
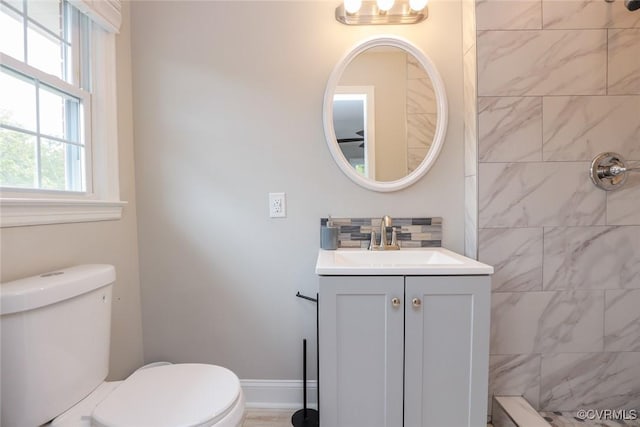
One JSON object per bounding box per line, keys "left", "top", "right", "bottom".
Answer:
{"left": 323, "top": 36, "right": 448, "bottom": 192}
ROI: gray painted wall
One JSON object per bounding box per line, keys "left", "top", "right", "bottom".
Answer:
{"left": 130, "top": 0, "right": 465, "bottom": 380}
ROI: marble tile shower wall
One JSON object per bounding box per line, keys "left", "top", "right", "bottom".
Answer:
{"left": 475, "top": 0, "right": 640, "bottom": 413}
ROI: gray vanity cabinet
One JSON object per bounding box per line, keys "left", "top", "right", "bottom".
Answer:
{"left": 318, "top": 276, "right": 405, "bottom": 427}
{"left": 319, "top": 275, "right": 491, "bottom": 427}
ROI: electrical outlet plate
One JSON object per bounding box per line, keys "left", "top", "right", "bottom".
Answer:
{"left": 269, "top": 192, "right": 286, "bottom": 218}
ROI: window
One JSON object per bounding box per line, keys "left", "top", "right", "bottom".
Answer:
{"left": 1, "top": 0, "right": 90, "bottom": 193}
{"left": 0, "top": 0, "right": 124, "bottom": 227}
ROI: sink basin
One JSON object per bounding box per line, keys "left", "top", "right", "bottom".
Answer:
{"left": 316, "top": 248, "right": 493, "bottom": 275}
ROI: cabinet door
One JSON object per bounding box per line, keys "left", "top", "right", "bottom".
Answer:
{"left": 319, "top": 276, "right": 404, "bottom": 427}
{"left": 404, "top": 276, "right": 491, "bottom": 427}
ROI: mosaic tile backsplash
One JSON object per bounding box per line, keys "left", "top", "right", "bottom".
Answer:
{"left": 320, "top": 217, "right": 442, "bottom": 249}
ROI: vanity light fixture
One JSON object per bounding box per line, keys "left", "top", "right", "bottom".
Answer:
{"left": 409, "top": 0, "right": 428, "bottom": 10}
{"left": 336, "top": 0, "right": 428, "bottom": 25}
{"left": 376, "top": 0, "right": 395, "bottom": 12}
{"left": 344, "top": 0, "right": 363, "bottom": 13}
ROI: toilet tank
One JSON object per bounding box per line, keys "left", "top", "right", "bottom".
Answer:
{"left": 1, "top": 264, "right": 115, "bottom": 427}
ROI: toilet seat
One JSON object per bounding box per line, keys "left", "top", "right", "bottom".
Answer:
{"left": 51, "top": 363, "right": 244, "bottom": 427}
{"left": 92, "top": 364, "right": 242, "bottom": 427}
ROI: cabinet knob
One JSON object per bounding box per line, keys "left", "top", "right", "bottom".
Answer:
{"left": 391, "top": 297, "right": 401, "bottom": 307}
{"left": 412, "top": 297, "right": 422, "bottom": 308}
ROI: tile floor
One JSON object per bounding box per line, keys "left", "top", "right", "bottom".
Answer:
{"left": 541, "top": 412, "right": 640, "bottom": 427}
{"left": 241, "top": 409, "right": 496, "bottom": 427}
{"left": 242, "top": 408, "right": 640, "bottom": 427}
{"left": 242, "top": 409, "right": 295, "bottom": 427}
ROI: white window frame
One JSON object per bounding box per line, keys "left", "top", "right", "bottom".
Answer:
{"left": 0, "top": 0, "right": 125, "bottom": 227}
{"left": 1, "top": 54, "right": 93, "bottom": 194}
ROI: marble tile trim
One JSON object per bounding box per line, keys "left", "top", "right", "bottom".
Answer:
{"left": 320, "top": 217, "right": 442, "bottom": 249}
{"left": 543, "top": 226, "right": 640, "bottom": 291}
{"left": 479, "top": 162, "right": 606, "bottom": 228}
{"left": 490, "top": 291, "right": 604, "bottom": 355}
{"left": 462, "top": 0, "right": 476, "bottom": 55}
{"left": 540, "top": 352, "right": 640, "bottom": 411}
{"left": 465, "top": 176, "right": 478, "bottom": 259}
{"left": 477, "top": 30, "right": 607, "bottom": 96}
{"left": 491, "top": 401, "right": 519, "bottom": 427}
{"left": 464, "top": 46, "right": 478, "bottom": 177}
{"left": 493, "top": 396, "right": 551, "bottom": 427}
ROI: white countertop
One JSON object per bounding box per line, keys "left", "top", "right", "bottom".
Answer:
{"left": 315, "top": 247, "right": 494, "bottom": 276}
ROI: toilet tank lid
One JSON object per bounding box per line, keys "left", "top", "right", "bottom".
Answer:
{"left": 1, "top": 264, "right": 115, "bottom": 315}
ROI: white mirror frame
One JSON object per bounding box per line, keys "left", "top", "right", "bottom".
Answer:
{"left": 323, "top": 35, "right": 448, "bottom": 192}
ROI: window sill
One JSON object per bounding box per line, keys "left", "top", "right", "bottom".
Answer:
{"left": 0, "top": 197, "right": 126, "bottom": 228}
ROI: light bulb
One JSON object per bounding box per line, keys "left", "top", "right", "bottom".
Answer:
{"left": 344, "top": 0, "right": 362, "bottom": 13}
{"left": 376, "top": 0, "right": 395, "bottom": 12}
{"left": 409, "top": 0, "right": 428, "bottom": 11}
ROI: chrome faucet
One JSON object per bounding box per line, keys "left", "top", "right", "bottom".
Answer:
{"left": 369, "top": 215, "right": 400, "bottom": 250}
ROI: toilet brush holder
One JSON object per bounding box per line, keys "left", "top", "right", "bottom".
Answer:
{"left": 291, "top": 339, "right": 319, "bottom": 427}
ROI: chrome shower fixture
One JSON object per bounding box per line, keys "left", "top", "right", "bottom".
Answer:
{"left": 590, "top": 152, "right": 640, "bottom": 190}
{"left": 605, "top": 0, "right": 640, "bottom": 11}
{"left": 626, "top": 0, "right": 640, "bottom": 10}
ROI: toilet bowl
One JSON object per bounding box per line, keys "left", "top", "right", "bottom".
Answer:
{"left": 0, "top": 265, "right": 245, "bottom": 427}
{"left": 51, "top": 363, "right": 246, "bottom": 427}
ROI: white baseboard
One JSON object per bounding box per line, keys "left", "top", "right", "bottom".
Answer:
{"left": 241, "top": 379, "right": 318, "bottom": 410}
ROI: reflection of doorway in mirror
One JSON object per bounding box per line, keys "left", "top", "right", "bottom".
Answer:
{"left": 338, "top": 48, "right": 408, "bottom": 181}
{"left": 333, "top": 86, "right": 376, "bottom": 179}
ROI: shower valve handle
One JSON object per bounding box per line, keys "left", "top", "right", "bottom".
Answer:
{"left": 590, "top": 152, "right": 639, "bottom": 191}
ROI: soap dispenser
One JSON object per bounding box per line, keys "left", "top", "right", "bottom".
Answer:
{"left": 321, "top": 216, "right": 338, "bottom": 250}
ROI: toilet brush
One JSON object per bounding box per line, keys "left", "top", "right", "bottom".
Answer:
{"left": 291, "top": 339, "right": 319, "bottom": 427}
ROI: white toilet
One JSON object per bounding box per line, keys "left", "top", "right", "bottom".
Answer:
{"left": 0, "top": 264, "right": 245, "bottom": 427}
